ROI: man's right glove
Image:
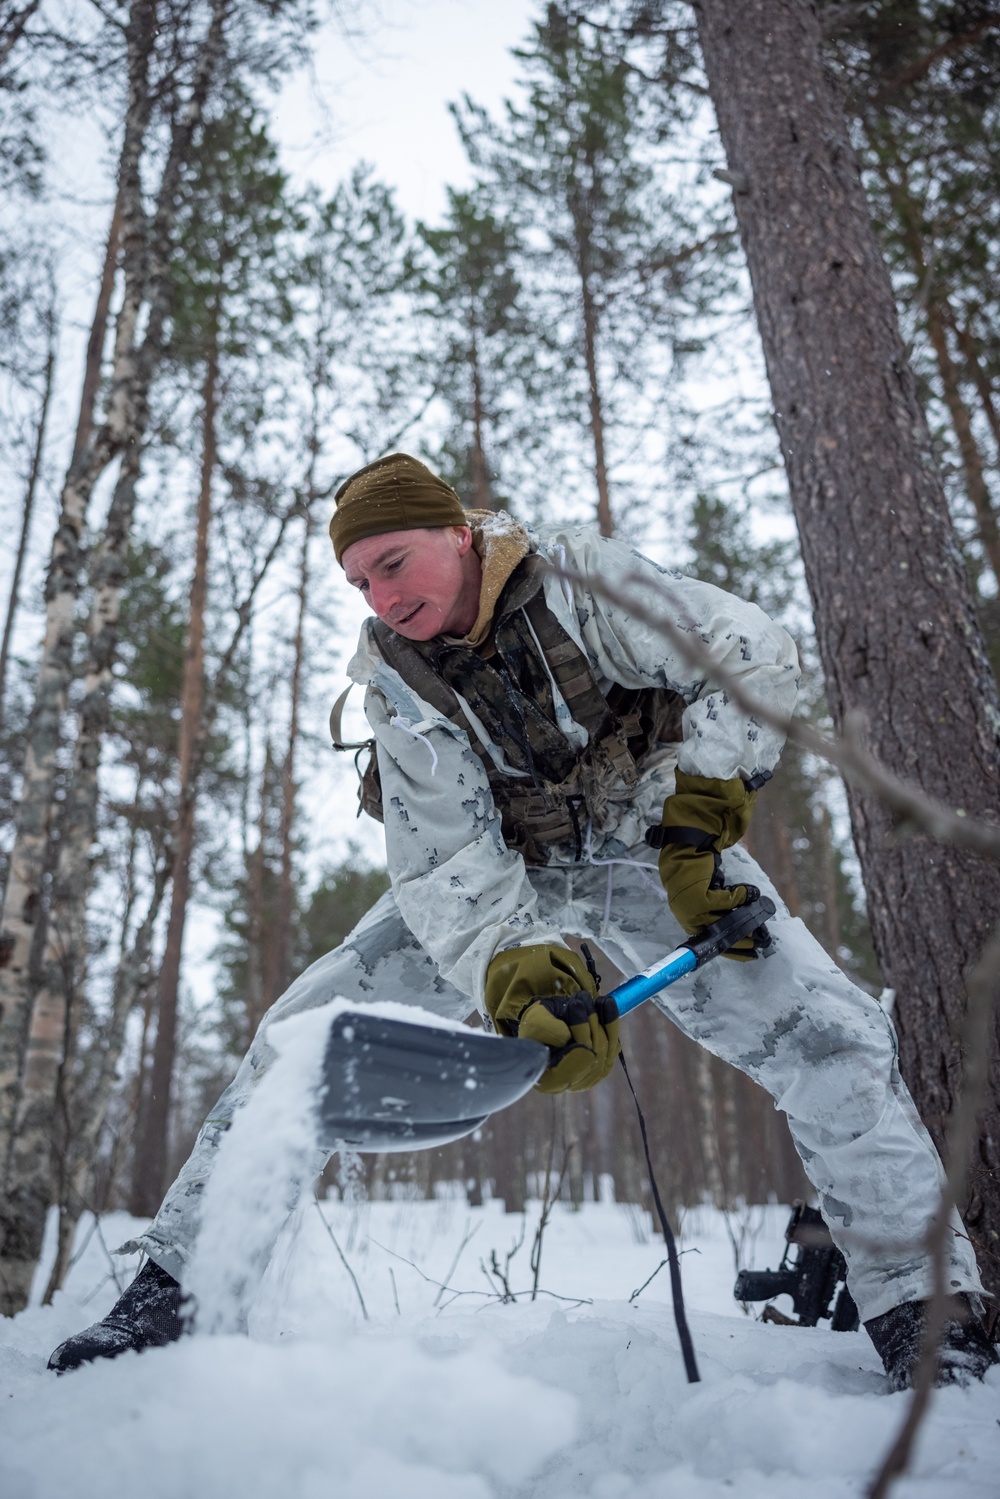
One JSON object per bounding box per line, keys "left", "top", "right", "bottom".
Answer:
{"left": 484, "top": 944, "right": 620, "bottom": 1094}
{"left": 648, "top": 768, "right": 765, "bottom": 960}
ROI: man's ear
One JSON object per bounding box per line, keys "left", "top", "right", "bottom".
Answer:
{"left": 453, "top": 524, "right": 474, "bottom": 557}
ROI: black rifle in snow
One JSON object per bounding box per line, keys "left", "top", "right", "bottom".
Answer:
{"left": 733, "top": 1201, "right": 859, "bottom": 1330}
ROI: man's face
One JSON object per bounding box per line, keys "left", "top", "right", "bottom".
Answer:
{"left": 342, "top": 526, "right": 477, "bottom": 641}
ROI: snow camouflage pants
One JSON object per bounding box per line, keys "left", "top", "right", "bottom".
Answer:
{"left": 124, "top": 841, "right": 984, "bottom": 1326}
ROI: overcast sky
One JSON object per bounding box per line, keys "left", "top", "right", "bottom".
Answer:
{"left": 271, "top": 0, "right": 538, "bottom": 220}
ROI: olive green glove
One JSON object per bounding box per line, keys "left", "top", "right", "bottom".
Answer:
{"left": 484, "top": 944, "right": 621, "bottom": 1093}
{"left": 649, "top": 769, "right": 763, "bottom": 961}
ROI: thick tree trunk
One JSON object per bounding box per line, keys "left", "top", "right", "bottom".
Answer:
{"left": 696, "top": 0, "right": 1000, "bottom": 1305}
{"left": 0, "top": 315, "right": 55, "bottom": 738}
{"left": 130, "top": 348, "right": 216, "bottom": 1218}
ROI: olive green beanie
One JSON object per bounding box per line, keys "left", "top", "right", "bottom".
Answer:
{"left": 329, "top": 452, "right": 467, "bottom": 565}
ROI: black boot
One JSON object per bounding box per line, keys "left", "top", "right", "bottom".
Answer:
{"left": 48, "top": 1259, "right": 189, "bottom": 1373}
{"left": 864, "top": 1294, "right": 998, "bottom": 1392}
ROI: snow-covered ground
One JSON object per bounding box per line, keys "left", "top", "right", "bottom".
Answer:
{"left": 2, "top": 1194, "right": 997, "bottom": 1499}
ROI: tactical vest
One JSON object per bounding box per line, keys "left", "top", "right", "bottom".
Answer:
{"left": 331, "top": 554, "right": 685, "bottom": 865}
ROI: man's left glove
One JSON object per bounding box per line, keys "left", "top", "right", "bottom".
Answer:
{"left": 649, "top": 769, "right": 767, "bottom": 960}
{"left": 484, "top": 944, "right": 620, "bottom": 1094}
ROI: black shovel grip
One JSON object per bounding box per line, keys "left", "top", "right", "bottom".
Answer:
{"left": 685, "top": 895, "right": 777, "bottom": 966}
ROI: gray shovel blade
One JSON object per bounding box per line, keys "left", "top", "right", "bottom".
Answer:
{"left": 317, "top": 1008, "right": 549, "bottom": 1153}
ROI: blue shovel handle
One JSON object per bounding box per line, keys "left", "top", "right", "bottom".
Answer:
{"left": 605, "top": 895, "right": 777, "bottom": 1018}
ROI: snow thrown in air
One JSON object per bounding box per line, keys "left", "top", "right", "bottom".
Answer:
{"left": 187, "top": 999, "right": 476, "bottom": 1333}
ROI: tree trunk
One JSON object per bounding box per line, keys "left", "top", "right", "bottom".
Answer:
{"left": 42, "top": 846, "right": 169, "bottom": 1301}
{"left": 695, "top": 1047, "right": 725, "bottom": 1208}
{"left": 578, "top": 266, "right": 614, "bottom": 538}
{"left": 0, "top": 1, "right": 42, "bottom": 71}
{"left": 0, "top": 309, "right": 56, "bottom": 738}
{"left": 130, "top": 347, "right": 217, "bottom": 1218}
{"left": 468, "top": 323, "right": 494, "bottom": 510}
{"left": 268, "top": 515, "right": 311, "bottom": 1010}
{"left": 817, "top": 803, "right": 843, "bottom": 963}
{"left": 0, "top": 0, "right": 160, "bottom": 1250}
{"left": 952, "top": 317, "right": 1000, "bottom": 465}
{"left": 696, "top": 0, "right": 1000, "bottom": 1303}
{"left": 71, "top": 191, "right": 123, "bottom": 468}
{"left": 245, "top": 745, "right": 272, "bottom": 1042}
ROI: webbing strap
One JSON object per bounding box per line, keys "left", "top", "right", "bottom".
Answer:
{"left": 644, "top": 824, "right": 717, "bottom": 852}
{"left": 329, "top": 683, "right": 373, "bottom": 751}
{"left": 523, "top": 588, "right": 619, "bottom": 745}
{"left": 372, "top": 620, "right": 490, "bottom": 758}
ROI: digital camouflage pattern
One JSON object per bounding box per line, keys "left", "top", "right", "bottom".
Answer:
{"left": 122, "top": 524, "right": 984, "bottom": 1326}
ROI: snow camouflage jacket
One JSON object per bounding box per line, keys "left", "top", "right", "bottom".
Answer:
{"left": 345, "top": 524, "right": 800, "bottom": 1004}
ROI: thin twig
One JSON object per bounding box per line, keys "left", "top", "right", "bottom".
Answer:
{"left": 432, "top": 1218, "right": 480, "bottom": 1309}
{"left": 866, "top": 919, "right": 1000, "bottom": 1499}
{"left": 92, "top": 1214, "right": 125, "bottom": 1293}
{"left": 368, "top": 1235, "right": 486, "bottom": 1305}
{"left": 312, "top": 1199, "right": 368, "bottom": 1321}
{"left": 629, "top": 1258, "right": 669, "bottom": 1304}
{"left": 544, "top": 558, "right": 1000, "bottom": 862}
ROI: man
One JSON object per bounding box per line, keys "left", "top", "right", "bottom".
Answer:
{"left": 50, "top": 453, "right": 996, "bottom": 1388}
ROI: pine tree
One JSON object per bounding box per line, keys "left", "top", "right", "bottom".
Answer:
{"left": 455, "top": 2, "right": 721, "bottom": 534}
{"left": 415, "top": 189, "right": 529, "bottom": 508}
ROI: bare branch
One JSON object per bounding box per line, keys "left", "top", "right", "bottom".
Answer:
{"left": 543, "top": 557, "right": 1000, "bottom": 862}
{"left": 871, "top": 17, "right": 1000, "bottom": 104}
{"left": 312, "top": 1198, "right": 368, "bottom": 1321}
{"left": 867, "top": 919, "right": 1000, "bottom": 1499}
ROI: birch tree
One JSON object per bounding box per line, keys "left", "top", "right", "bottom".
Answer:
{"left": 0, "top": 0, "right": 232, "bottom": 1314}
{"left": 0, "top": 0, "right": 317, "bottom": 1315}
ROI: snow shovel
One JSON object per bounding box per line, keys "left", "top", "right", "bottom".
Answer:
{"left": 316, "top": 894, "right": 776, "bottom": 1153}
